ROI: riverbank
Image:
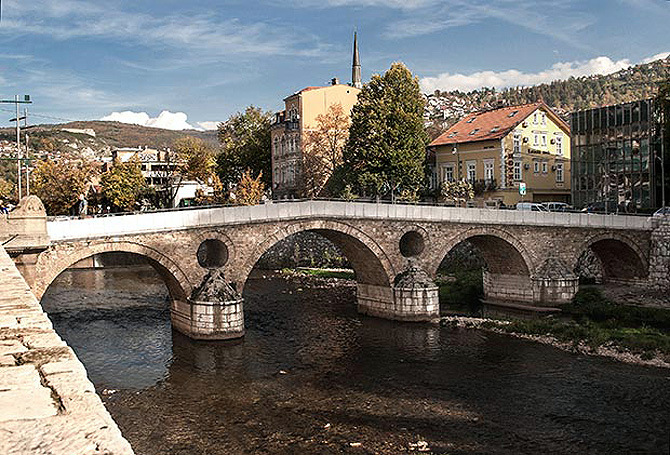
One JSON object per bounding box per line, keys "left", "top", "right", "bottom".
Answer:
{"left": 440, "top": 316, "right": 670, "bottom": 369}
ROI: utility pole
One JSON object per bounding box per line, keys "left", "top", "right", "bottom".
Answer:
{"left": 1, "top": 95, "right": 32, "bottom": 200}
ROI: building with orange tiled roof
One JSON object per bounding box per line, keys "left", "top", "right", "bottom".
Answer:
{"left": 271, "top": 33, "right": 362, "bottom": 199}
{"left": 428, "top": 101, "right": 571, "bottom": 206}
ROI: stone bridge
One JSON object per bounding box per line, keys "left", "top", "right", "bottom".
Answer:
{"left": 4, "top": 196, "right": 668, "bottom": 340}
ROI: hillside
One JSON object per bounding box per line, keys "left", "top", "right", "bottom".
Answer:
{"left": 0, "top": 120, "right": 219, "bottom": 158}
{"left": 424, "top": 55, "right": 670, "bottom": 138}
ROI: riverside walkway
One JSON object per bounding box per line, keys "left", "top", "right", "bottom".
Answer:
{"left": 0, "top": 246, "right": 133, "bottom": 455}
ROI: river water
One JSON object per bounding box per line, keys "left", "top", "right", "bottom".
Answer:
{"left": 41, "top": 266, "right": 669, "bottom": 455}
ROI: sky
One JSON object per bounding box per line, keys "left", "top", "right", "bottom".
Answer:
{"left": 0, "top": 0, "right": 668, "bottom": 131}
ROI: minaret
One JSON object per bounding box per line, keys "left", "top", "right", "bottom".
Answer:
{"left": 352, "top": 31, "right": 362, "bottom": 89}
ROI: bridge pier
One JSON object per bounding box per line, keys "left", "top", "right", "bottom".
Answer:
{"left": 356, "top": 262, "right": 440, "bottom": 322}
{"left": 172, "top": 268, "right": 245, "bottom": 340}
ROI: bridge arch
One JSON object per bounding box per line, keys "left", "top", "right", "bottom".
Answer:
{"left": 34, "top": 241, "right": 191, "bottom": 301}
{"left": 575, "top": 233, "right": 648, "bottom": 282}
{"left": 239, "top": 219, "right": 395, "bottom": 290}
{"left": 430, "top": 226, "right": 534, "bottom": 277}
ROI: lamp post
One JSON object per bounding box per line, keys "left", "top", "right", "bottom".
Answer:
{"left": 452, "top": 143, "right": 461, "bottom": 181}
{"left": 1, "top": 95, "right": 32, "bottom": 200}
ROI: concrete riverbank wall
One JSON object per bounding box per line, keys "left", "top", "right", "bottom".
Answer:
{"left": 0, "top": 247, "right": 133, "bottom": 455}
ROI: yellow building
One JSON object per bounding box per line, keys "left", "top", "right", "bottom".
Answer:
{"left": 271, "top": 33, "right": 362, "bottom": 199}
{"left": 429, "top": 102, "right": 571, "bottom": 206}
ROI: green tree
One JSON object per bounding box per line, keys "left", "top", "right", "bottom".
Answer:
{"left": 101, "top": 158, "right": 147, "bottom": 212}
{"left": 32, "top": 158, "right": 97, "bottom": 215}
{"left": 217, "top": 106, "right": 272, "bottom": 189}
{"left": 341, "top": 62, "right": 428, "bottom": 198}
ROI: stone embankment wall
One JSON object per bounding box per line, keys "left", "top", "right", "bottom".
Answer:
{"left": 0, "top": 247, "right": 134, "bottom": 455}
{"left": 254, "top": 231, "right": 349, "bottom": 269}
{"left": 649, "top": 218, "right": 670, "bottom": 288}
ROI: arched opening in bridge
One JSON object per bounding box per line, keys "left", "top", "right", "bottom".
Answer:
{"left": 435, "top": 234, "right": 532, "bottom": 314}
{"left": 243, "top": 228, "right": 391, "bottom": 325}
{"left": 575, "top": 238, "right": 647, "bottom": 285}
{"left": 40, "top": 251, "right": 178, "bottom": 390}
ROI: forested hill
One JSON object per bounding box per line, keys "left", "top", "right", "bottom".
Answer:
{"left": 425, "top": 55, "right": 670, "bottom": 137}
{"left": 0, "top": 120, "right": 218, "bottom": 158}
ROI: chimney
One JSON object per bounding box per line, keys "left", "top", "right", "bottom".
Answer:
{"left": 331, "top": 77, "right": 339, "bottom": 86}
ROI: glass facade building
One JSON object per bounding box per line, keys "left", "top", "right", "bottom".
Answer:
{"left": 571, "top": 99, "right": 667, "bottom": 211}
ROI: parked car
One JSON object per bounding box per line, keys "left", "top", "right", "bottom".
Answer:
{"left": 542, "top": 202, "right": 571, "bottom": 212}
{"left": 581, "top": 201, "right": 619, "bottom": 213}
{"left": 516, "top": 202, "right": 548, "bottom": 212}
{"left": 653, "top": 207, "right": 670, "bottom": 217}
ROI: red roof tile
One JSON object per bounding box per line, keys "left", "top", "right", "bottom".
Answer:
{"left": 429, "top": 102, "right": 569, "bottom": 147}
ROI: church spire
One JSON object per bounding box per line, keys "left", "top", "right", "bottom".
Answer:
{"left": 352, "top": 31, "right": 362, "bottom": 89}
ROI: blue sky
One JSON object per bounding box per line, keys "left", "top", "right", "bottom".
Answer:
{"left": 0, "top": 0, "right": 668, "bottom": 130}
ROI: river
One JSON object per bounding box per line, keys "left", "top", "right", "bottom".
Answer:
{"left": 41, "top": 265, "right": 670, "bottom": 455}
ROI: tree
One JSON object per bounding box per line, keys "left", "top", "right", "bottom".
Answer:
{"left": 157, "top": 137, "right": 216, "bottom": 207}
{"left": 231, "top": 170, "right": 265, "bottom": 205}
{"left": 301, "top": 103, "right": 351, "bottom": 197}
{"left": 0, "top": 178, "right": 15, "bottom": 203}
{"left": 217, "top": 106, "right": 272, "bottom": 189}
{"left": 32, "top": 158, "right": 97, "bottom": 215}
{"left": 341, "top": 62, "right": 428, "bottom": 198}
{"left": 440, "top": 180, "right": 474, "bottom": 206}
{"left": 101, "top": 157, "right": 147, "bottom": 212}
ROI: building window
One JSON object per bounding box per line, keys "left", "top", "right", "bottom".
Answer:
{"left": 541, "top": 112, "right": 546, "bottom": 125}
{"left": 466, "top": 161, "right": 476, "bottom": 182}
{"left": 513, "top": 133, "right": 521, "bottom": 154}
{"left": 555, "top": 135, "right": 563, "bottom": 156}
{"left": 534, "top": 161, "right": 540, "bottom": 173}
{"left": 542, "top": 161, "right": 548, "bottom": 173}
{"left": 541, "top": 133, "right": 547, "bottom": 146}
{"left": 443, "top": 164, "right": 454, "bottom": 182}
{"left": 533, "top": 112, "right": 538, "bottom": 124}
{"left": 513, "top": 160, "right": 522, "bottom": 181}
{"left": 534, "top": 134, "right": 539, "bottom": 146}
{"left": 484, "top": 160, "right": 494, "bottom": 182}
{"left": 556, "top": 162, "right": 564, "bottom": 182}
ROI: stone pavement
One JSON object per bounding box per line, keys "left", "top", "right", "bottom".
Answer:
{"left": 0, "top": 247, "right": 133, "bottom": 455}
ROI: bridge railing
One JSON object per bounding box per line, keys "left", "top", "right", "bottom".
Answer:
{"left": 46, "top": 200, "right": 653, "bottom": 242}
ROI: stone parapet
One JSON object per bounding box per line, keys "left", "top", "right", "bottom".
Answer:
{"left": 0, "top": 246, "right": 134, "bottom": 455}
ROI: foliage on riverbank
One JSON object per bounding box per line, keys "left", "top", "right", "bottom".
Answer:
{"left": 436, "top": 270, "right": 483, "bottom": 315}
{"left": 281, "top": 267, "right": 355, "bottom": 280}
{"left": 489, "top": 288, "right": 670, "bottom": 360}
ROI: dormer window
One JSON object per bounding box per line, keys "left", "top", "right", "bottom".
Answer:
{"left": 448, "top": 131, "right": 458, "bottom": 138}
{"left": 466, "top": 117, "right": 476, "bottom": 123}
{"left": 508, "top": 111, "right": 518, "bottom": 118}
{"left": 469, "top": 129, "right": 479, "bottom": 135}
{"left": 490, "top": 126, "right": 500, "bottom": 133}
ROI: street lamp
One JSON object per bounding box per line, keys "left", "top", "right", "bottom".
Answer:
{"left": 452, "top": 144, "right": 461, "bottom": 181}
{"left": 1, "top": 95, "right": 32, "bottom": 200}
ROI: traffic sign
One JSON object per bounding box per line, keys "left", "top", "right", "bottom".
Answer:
{"left": 519, "top": 182, "right": 527, "bottom": 196}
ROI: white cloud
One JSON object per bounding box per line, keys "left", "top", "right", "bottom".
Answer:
{"left": 419, "top": 53, "right": 668, "bottom": 93}
{"left": 2, "top": 0, "right": 328, "bottom": 59}
{"left": 642, "top": 52, "right": 670, "bottom": 64}
{"left": 101, "top": 111, "right": 195, "bottom": 131}
{"left": 196, "top": 121, "right": 221, "bottom": 131}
